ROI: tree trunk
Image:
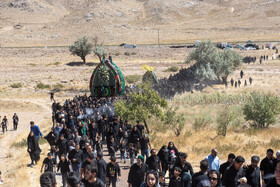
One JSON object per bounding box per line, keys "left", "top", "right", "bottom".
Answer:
{"left": 144, "top": 120, "right": 150, "bottom": 134}
{"left": 82, "top": 56, "right": 86, "bottom": 63}
{"left": 222, "top": 75, "right": 228, "bottom": 84}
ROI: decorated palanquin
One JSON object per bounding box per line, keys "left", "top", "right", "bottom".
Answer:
{"left": 90, "top": 57, "right": 125, "bottom": 97}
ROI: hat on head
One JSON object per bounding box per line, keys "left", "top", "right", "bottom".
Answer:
{"left": 162, "top": 145, "right": 168, "bottom": 152}
{"left": 138, "top": 155, "right": 144, "bottom": 162}
{"left": 60, "top": 134, "right": 64, "bottom": 137}
{"left": 47, "top": 152, "right": 52, "bottom": 156}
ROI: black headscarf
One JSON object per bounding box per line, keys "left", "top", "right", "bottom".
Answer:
{"left": 207, "top": 170, "right": 222, "bottom": 187}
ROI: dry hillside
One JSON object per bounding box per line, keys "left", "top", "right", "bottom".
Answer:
{"left": 1, "top": 0, "right": 280, "bottom": 46}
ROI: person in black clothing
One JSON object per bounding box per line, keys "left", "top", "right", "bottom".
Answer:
{"left": 57, "top": 134, "right": 69, "bottom": 161}
{"left": 238, "top": 80, "right": 241, "bottom": 87}
{"left": 245, "top": 155, "right": 261, "bottom": 187}
{"left": 57, "top": 154, "right": 70, "bottom": 187}
{"left": 157, "top": 145, "right": 170, "bottom": 175}
{"left": 192, "top": 159, "right": 210, "bottom": 187}
{"left": 129, "top": 126, "right": 141, "bottom": 146}
{"left": 12, "top": 113, "right": 19, "bottom": 130}
{"left": 240, "top": 70, "right": 244, "bottom": 79}
{"left": 1, "top": 119, "right": 7, "bottom": 134}
{"left": 128, "top": 143, "right": 137, "bottom": 166}
{"left": 106, "top": 156, "right": 121, "bottom": 187}
{"left": 97, "top": 151, "right": 107, "bottom": 184}
{"left": 67, "top": 171, "right": 82, "bottom": 187}
{"left": 266, "top": 160, "right": 280, "bottom": 187}
{"left": 146, "top": 149, "right": 162, "bottom": 172}
{"left": 249, "top": 77, "right": 253, "bottom": 85}
{"left": 261, "top": 149, "right": 276, "bottom": 186}
{"left": 208, "top": 170, "right": 222, "bottom": 187}
{"left": 81, "top": 153, "right": 96, "bottom": 179}
{"left": 222, "top": 155, "right": 246, "bottom": 187}
{"left": 173, "top": 152, "right": 194, "bottom": 178}
{"left": 168, "top": 142, "right": 179, "bottom": 157}
{"left": 81, "top": 165, "right": 105, "bottom": 187}
{"left": 27, "top": 131, "right": 41, "bottom": 167}
{"left": 230, "top": 79, "right": 234, "bottom": 87}
{"left": 119, "top": 140, "right": 127, "bottom": 163}
{"left": 219, "top": 153, "right": 235, "bottom": 181}
{"left": 169, "top": 166, "right": 191, "bottom": 187}
{"left": 50, "top": 92, "right": 55, "bottom": 101}
{"left": 40, "top": 171, "right": 57, "bottom": 187}
{"left": 41, "top": 152, "right": 57, "bottom": 173}
{"left": 108, "top": 136, "right": 117, "bottom": 157}
{"left": 136, "top": 121, "right": 145, "bottom": 137}
{"left": 158, "top": 171, "right": 166, "bottom": 187}
{"left": 138, "top": 134, "right": 151, "bottom": 161}
{"left": 128, "top": 155, "right": 148, "bottom": 187}
{"left": 88, "top": 121, "right": 98, "bottom": 143}
{"left": 69, "top": 144, "right": 83, "bottom": 172}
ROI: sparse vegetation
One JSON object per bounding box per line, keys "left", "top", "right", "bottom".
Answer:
{"left": 164, "top": 66, "right": 179, "bottom": 72}
{"left": 46, "top": 62, "right": 61, "bottom": 66}
{"left": 52, "top": 83, "right": 64, "bottom": 90}
{"left": 10, "top": 83, "right": 22, "bottom": 88}
{"left": 193, "top": 116, "right": 211, "bottom": 131}
{"left": 36, "top": 83, "right": 51, "bottom": 89}
{"left": 125, "top": 74, "right": 142, "bottom": 84}
{"left": 216, "top": 106, "right": 235, "bottom": 136}
{"left": 163, "top": 107, "right": 186, "bottom": 136}
{"left": 124, "top": 52, "right": 130, "bottom": 56}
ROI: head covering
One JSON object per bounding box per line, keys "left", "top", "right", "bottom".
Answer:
{"left": 162, "top": 145, "right": 168, "bottom": 152}
{"left": 138, "top": 155, "right": 144, "bottom": 162}
{"left": 276, "top": 150, "right": 280, "bottom": 157}
{"left": 170, "top": 150, "right": 175, "bottom": 156}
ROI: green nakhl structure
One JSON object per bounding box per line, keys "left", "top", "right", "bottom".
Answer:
{"left": 142, "top": 71, "right": 159, "bottom": 84}
{"left": 90, "top": 57, "right": 125, "bottom": 97}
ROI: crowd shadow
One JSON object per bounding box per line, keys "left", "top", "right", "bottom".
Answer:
{"left": 66, "top": 61, "right": 98, "bottom": 67}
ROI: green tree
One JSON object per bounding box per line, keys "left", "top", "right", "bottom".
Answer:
{"left": 216, "top": 106, "right": 235, "bottom": 136}
{"left": 218, "top": 50, "right": 242, "bottom": 83}
{"left": 69, "top": 36, "right": 93, "bottom": 63}
{"left": 243, "top": 92, "right": 280, "bottom": 128}
{"left": 186, "top": 41, "right": 242, "bottom": 83}
{"left": 163, "top": 107, "right": 186, "bottom": 136}
{"left": 94, "top": 45, "right": 108, "bottom": 63}
{"left": 114, "top": 83, "right": 168, "bottom": 134}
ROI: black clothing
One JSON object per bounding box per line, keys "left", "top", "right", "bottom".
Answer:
{"left": 43, "top": 158, "right": 56, "bottom": 172}
{"left": 81, "top": 178, "right": 105, "bottom": 187}
{"left": 44, "top": 131, "right": 56, "bottom": 147}
{"left": 222, "top": 164, "right": 245, "bottom": 187}
{"left": 219, "top": 161, "right": 231, "bottom": 181}
{"left": 169, "top": 176, "right": 182, "bottom": 187}
{"left": 136, "top": 124, "right": 145, "bottom": 137}
{"left": 266, "top": 178, "right": 280, "bottom": 187}
{"left": 168, "top": 145, "right": 179, "bottom": 157}
{"left": 129, "top": 129, "right": 141, "bottom": 145}
{"left": 192, "top": 171, "right": 209, "bottom": 187}
{"left": 57, "top": 160, "right": 70, "bottom": 174}
{"left": 97, "top": 158, "right": 107, "bottom": 184}
{"left": 81, "top": 160, "right": 97, "bottom": 174}
{"left": 27, "top": 134, "right": 41, "bottom": 163}
{"left": 260, "top": 157, "right": 276, "bottom": 176}
{"left": 68, "top": 149, "right": 83, "bottom": 164}
{"left": 139, "top": 137, "right": 149, "bottom": 150}
{"left": 106, "top": 162, "right": 121, "bottom": 178}
{"left": 13, "top": 115, "right": 19, "bottom": 130}
{"left": 128, "top": 163, "right": 148, "bottom": 187}
{"left": 146, "top": 155, "right": 161, "bottom": 171}
{"left": 245, "top": 165, "right": 261, "bottom": 187}
{"left": 57, "top": 138, "right": 69, "bottom": 156}
{"left": 173, "top": 157, "right": 194, "bottom": 177}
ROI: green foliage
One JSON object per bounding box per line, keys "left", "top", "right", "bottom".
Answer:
{"left": 268, "top": 138, "right": 280, "bottom": 149}
{"left": 142, "top": 71, "right": 158, "bottom": 84}
{"left": 97, "top": 65, "right": 110, "bottom": 86}
{"left": 164, "top": 66, "right": 179, "bottom": 72}
{"left": 163, "top": 107, "right": 186, "bottom": 136}
{"left": 125, "top": 75, "right": 142, "bottom": 84}
{"left": 114, "top": 82, "right": 168, "bottom": 125}
{"left": 10, "top": 83, "right": 22, "bottom": 88}
{"left": 186, "top": 41, "right": 242, "bottom": 83}
{"left": 243, "top": 92, "right": 280, "bottom": 128}
{"left": 94, "top": 45, "right": 108, "bottom": 63}
{"left": 115, "top": 52, "right": 121, "bottom": 56}
{"left": 36, "top": 83, "right": 51, "bottom": 89}
{"left": 52, "top": 83, "right": 64, "bottom": 91}
{"left": 131, "top": 52, "right": 137, "bottom": 55}
{"left": 193, "top": 116, "right": 211, "bottom": 131}
{"left": 124, "top": 52, "right": 130, "bottom": 56}
{"left": 69, "top": 36, "right": 93, "bottom": 63}
{"left": 11, "top": 138, "right": 47, "bottom": 148}
{"left": 216, "top": 106, "right": 235, "bottom": 136}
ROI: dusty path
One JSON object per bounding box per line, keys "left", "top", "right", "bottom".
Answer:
{"left": 0, "top": 98, "right": 52, "bottom": 186}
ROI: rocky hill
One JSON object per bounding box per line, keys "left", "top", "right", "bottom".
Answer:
{"left": 0, "top": 0, "right": 280, "bottom": 46}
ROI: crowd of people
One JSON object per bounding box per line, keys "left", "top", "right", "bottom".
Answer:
{"left": 23, "top": 95, "right": 280, "bottom": 187}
